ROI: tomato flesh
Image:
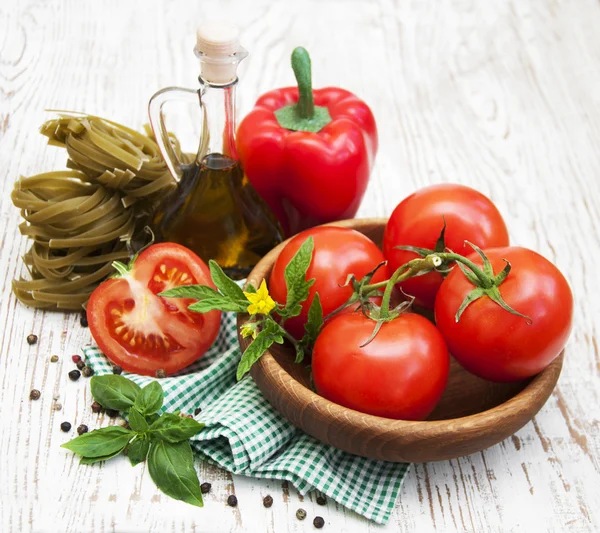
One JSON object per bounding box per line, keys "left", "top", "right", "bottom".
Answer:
{"left": 87, "top": 243, "right": 221, "bottom": 376}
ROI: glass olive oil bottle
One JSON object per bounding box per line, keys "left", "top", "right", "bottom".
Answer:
{"left": 148, "top": 22, "right": 283, "bottom": 279}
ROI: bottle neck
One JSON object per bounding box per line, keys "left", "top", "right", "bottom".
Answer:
{"left": 197, "top": 78, "right": 239, "bottom": 164}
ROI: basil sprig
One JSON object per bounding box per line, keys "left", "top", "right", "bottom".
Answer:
{"left": 161, "top": 236, "right": 323, "bottom": 379}
{"left": 62, "top": 375, "right": 205, "bottom": 507}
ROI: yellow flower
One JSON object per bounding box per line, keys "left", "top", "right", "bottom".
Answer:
{"left": 240, "top": 322, "right": 258, "bottom": 339}
{"left": 244, "top": 280, "right": 276, "bottom": 316}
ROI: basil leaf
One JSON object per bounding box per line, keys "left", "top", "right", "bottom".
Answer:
{"left": 128, "top": 407, "right": 150, "bottom": 432}
{"left": 236, "top": 328, "right": 276, "bottom": 381}
{"left": 188, "top": 298, "right": 246, "bottom": 313}
{"left": 209, "top": 260, "right": 248, "bottom": 303}
{"left": 62, "top": 426, "right": 134, "bottom": 457}
{"left": 149, "top": 413, "right": 205, "bottom": 443}
{"left": 159, "top": 284, "right": 220, "bottom": 300}
{"left": 134, "top": 381, "right": 164, "bottom": 416}
{"left": 90, "top": 375, "right": 141, "bottom": 410}
{"left": 80, "top": 445, "right": 127, "bottom": 465}
{"left": 146, "top": 413, "right": 160, "bottom": 425}
{"left": 281, "top": 236, "right": 315, "bottom": 318}
{"left": 128, "top": 437, "right": 150, "bottom": 466}
{"left": 148, "top": 440, "right": 203, "bottom": 507}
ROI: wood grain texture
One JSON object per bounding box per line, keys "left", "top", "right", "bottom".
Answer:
{"left": 241, "top": 218, "right": 564, "bottom": 463}
{"left": 1, "top": 0, "right": 600, "bottom": 531}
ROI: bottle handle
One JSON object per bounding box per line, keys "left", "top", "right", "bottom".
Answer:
{"left": 148, "top": 87, "right": 200, "bottom": 182}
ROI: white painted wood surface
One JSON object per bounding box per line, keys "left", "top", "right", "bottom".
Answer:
{"left": 1, "top": 0, "right": 600, "bottom": 531}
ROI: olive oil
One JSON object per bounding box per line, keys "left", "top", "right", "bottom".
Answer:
{"left": 152, "top": 153, "right": 283, "bottom": 279}
{"left": 148, "top": 22, "right": 284, "bottom": 278}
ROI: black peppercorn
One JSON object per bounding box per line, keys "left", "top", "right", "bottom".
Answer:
{"left": 60, "top": 421, "right": 71, "bottom": 432}
{"left": 76, "top": 360, "right": 85, "bottom": 370}
{"left": 27, "top": 334, "right": 38, "bottom": 345}
{"left": 296, "top": 508, "right": 307, "bottom": 521}
{"left": 80, "top": 312, "right": 88, "bottom": 327}
{"left": 29, "top": 389, "right": 41, "bottom": 400}
{"left": 156, "top": 369, "right": 166, "bottom": 379}
{"left": 81, "top": 366, "right": 94, "bottom": 377}
{"left": 263, "top": 495, "right": 273, "bottom": 508}
{"left": 50, "top": 355, "right": 59, "bottom": 363}
{"left": 200, "top": 482, "right": 211, "bottom": 494}
{"left": 91, "top": 401, "right": 102, "bottom": 413}
{"left": 68, "top": 370, "right": 81, "bottom": 381}
{"left": 227, "top": 495, "right": 238, "bottom": 507}
{"left": 316, "top": 495, "right": 327, "bottom": 505}
{"left": 77, "top": 424, "right": 88, "bottom": 435}
{"left": 106, "top": 409, "right": 119, "bottom": 418}
{"left": 112, "top": 365, "right": 123, "bottom": 375}
{"left": 194, "top": 407, "right": 202, "bottom": 416}
{"left": 313, "top": 516, "right": 325, "bottom": 529}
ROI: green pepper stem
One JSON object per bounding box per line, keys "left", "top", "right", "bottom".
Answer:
{"left": 291, "top": 47, "right": 315, "bottom": 119}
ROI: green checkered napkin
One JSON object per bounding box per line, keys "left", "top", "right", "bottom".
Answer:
{"left": 84, "top": 312, "right": 410, "bottom": 524}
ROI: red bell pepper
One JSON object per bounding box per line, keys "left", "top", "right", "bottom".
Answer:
{"left": 237, "top": 47, "right": 378, "bottom": 237}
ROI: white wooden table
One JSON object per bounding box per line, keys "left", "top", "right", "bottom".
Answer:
{"left": 2, "top": 1, "right": 600, "bottom": 531}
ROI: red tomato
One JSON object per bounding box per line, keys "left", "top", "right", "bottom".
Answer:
{"left": 383, "top": 184, "right": 509, "bottom": 308}
{"left": 312, "top": 312, "right": 449, "bottom": 420}
{"left": 87, "top": 243, "right": 221, "bottom": 376}
{"left": 268, "top": 226, "right": 389, "bottom": 339}
{"left": 434, "top": 247, "right": 573, "bottom": 382}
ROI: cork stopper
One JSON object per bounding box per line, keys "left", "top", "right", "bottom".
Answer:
{"left": 195, "top": 22, "right": 247, "bottom": 84}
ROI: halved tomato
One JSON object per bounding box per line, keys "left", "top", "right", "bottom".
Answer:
{"left": 87, "top": 243, "right": 221, "bottom": 376}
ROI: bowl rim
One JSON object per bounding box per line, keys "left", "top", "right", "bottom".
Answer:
{"left": 242, "top": 217, "right": 563, "bottom": 451}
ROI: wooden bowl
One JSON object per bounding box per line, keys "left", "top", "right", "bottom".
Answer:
{"left": 238, "top": 218, "right": 563, "bottom": 463}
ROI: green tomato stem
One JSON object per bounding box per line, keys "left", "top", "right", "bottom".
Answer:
{"left": 436, "top": 252, "right": 492, "bottom": 288}
{"left": 265, "top": 315, "right": 299, "bottom": 348}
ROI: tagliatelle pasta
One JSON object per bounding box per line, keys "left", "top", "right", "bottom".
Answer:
{"left": 12, "top": 114, "right": 189, "bottom": 309}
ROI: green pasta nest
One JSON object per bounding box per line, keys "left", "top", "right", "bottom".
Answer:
{"left": 11, "top": 113, "right": 186, "bottom": 310}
